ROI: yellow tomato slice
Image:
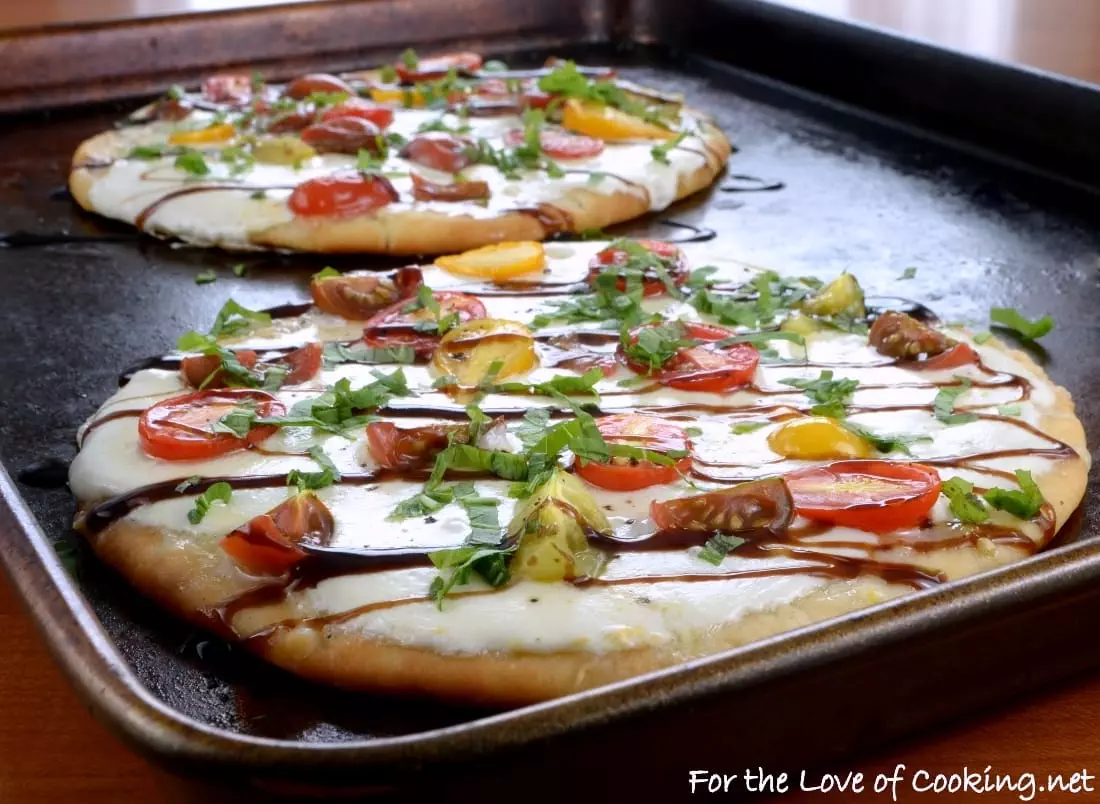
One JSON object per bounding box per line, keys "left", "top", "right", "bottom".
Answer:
{"left": 433, "top": 319, "right": 539, "bottom": 386}
{"left": 767, "top": 417, "right": 872, "bottom": 460}
{"left": 561, "top": 99, "right": 676, "bottom": 142}
{"left": 168, "top": 122, "right": 236, "bottom": 145}
{"left": 369, "top": 86, "right": 426, "bottom": 106}
{"left": 435, "top": 241, "right": 546, "bottom": 282}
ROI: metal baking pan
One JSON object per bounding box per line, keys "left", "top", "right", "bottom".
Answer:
{"left": 3, "top": 0, "right": 1100, "bottom": 796}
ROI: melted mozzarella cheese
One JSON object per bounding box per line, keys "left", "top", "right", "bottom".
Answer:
{"left": 70, "top": 243, "right": 1086, "bottom": 654}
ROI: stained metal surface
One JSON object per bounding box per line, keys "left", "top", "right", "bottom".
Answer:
{"left": 2, "top": 23, "right": 1100, "bottom": 794}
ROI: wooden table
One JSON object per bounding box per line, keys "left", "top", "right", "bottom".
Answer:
{"left": 4, "top": 1, "right": 1100, "bottom": 801}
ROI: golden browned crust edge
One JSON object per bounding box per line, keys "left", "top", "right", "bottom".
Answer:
{"left": 67, "top": 118, "right": 731, "bottom": 255}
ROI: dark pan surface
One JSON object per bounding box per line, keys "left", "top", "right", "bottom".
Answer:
{"left": 2, "top": 46, "right": 1100, "bottom": 745}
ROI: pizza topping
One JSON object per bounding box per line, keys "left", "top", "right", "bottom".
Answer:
{"left": 620, "top": 321, "right": 760, "bottom": 392}
{"left": 252, "top": 135, "right": 317, "bottom": 165}
{"left": 561, "top": 98, "right": 676, "bottom": 142}
{"left": 432, "top": 318, "right": 539, "bottom": 386}
{"left": 138, "top": 389, "right": 284, "bottom": 461}
{"left": 181, "top": 350, "right": 257, "bottom": 388}
{"left": 299, "top": 117, "right": 384, "bottom": 155}
{"left": 311, "top": 266, "right": 422, "bottom": 319}
{"left": 914, "top": 343, "right": 980, "bottom": 371}
{"left": 399, "top": 133, "right": 473, "bottom": 173}
{"left": 363, "top": 289, "right": 487, "bottom": 357}
{"left": 395, "top": 51, "right": 482, "bottom": 83}
{"left": 187, "top": 481, "right": 232, "bottom": 525}
{"left": 502, "top": 127, "right": 604, "bottom": 160}
{"left": 799, "top": 273, "right": 866, "bottom": 326}
{"left": 785, "top": 460, "right": 942, "bottom": 533}
{"left": 366, "top": 421, "right": 468, "bottom": 471}
{"left": 168, "top": 122, "right": 235, "bottom": 145}
{"left": 284, "top": 73, "right": 354, "bottom": 100}
{"left": 435, "top": 241, "right": 545, "bottom": 281}
{"left": 869, "top": 310, "right": 953, "bottom": 360}
{"left": 767, "top": 416, "right": 872, "bottom": 460}
{"left": 267, "top": 109, "right": 314, "bottom": 133}
{"left": 574, "top": 414, "right": 692, "bottom": 491}
{"left": 650, "top": 477, "right": 793, "bottom": 540}
{"left": 780, "top": 370, "right": 859, "bottom": 418}
{"left": 320, "top": 98, "right": 395, "bottom": 129}
{"left": 410, "top": 173, "right": 490, "bottom": 203}
{"left": 588, "top": 238, "right": 688, "bottom": 297}
{"left": 990, "top": 307, "right": 1055, "bottom": 341}
{"left": 287, "top": 172, "right": 398, "bottom": 218}
{"left": 202, "top": 74, "right": 252, "bottom": 103}
{"left": 221, "top": 492, "right": 334, "bottom": 576}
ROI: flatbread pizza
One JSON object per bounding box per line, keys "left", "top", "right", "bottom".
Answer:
{"left": 69, "top": 239, "right": 1088, "bottom": 704}
{"left": 68, "top": 53, "right": 730, "bottom": 254}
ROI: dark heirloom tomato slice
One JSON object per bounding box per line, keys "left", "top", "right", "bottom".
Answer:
{"left": 410, "top": 172, "right": 490, "bottom": 202}
{"left": 366, "top": 422, "right": 465, "bottom": 471}
{"left": 589, "top": 240, "right": 689, "bottom": 297}
{"left": 620, "top": 322, "right": 760, "bottom": 393}
{"left": 288, "top": 172, "right": 399, "bottom": 218}
{"left": 180, "top": 343, "right": 322, "bottom": 390}
{"left": 784, "top": 460, "right": 942, "bottom": 534}
{"left": 650, "top": 477, "right": 793, "bottom": 538}
{"left": 320, "top": 98, "right": 395, "bottom": 129}
{"left": 285, "top": 73, "right": 354, "bottom": 100}
{"left": 362, "top": 291, "right": 487, "bottom": 357}
{"left": 267, "top": 109, "right": 314, "bottom": 133}
{"left": 300, "top": 117, "right": 383, "bottom": 155}
{"left": 311, "top": 266, "right": 423, "bottom": 319}
{"left": 138, "top": 389, "right": 284, "bottom": 461}
{"left": 202, "top": 74, "right": 252, "bottom": 103}
{"left": 399, "top": 134, "right": 472, "bottom": 173}
{"left": 395, "top": 51, "right": 482, "bottom": 83}
{"left": 908, "top": 343, "right": 979, "bottom": 371}
{"left": 502, "top": 128, "right": 604, "bottom": 160}
{"left": 575, "top": 414, "right": 692, "bottom": 492}
{"left": 221, "top": 492, "right": 335, "bottom": 576}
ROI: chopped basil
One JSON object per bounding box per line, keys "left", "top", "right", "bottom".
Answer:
{"left": 697, "top": 533, "right": 746, "bottom": 565}
{"left": 187, "top": 481, "right": 232, "bottom": 525}
{"left": 212, "top": 402, "right": 259, "bottom": 438}
{"left": 941, "top": 477, "right": 989, "bottom": 524}
{"left": 488, "top": 367, "right": 604, "bottom": 399}
{"left": 356, "top": 147, "right": 386, "bottom": 173}
{"left": 127, "top": 144, "right": 166, "bottom": 160}
{"left": 780, "top": 370, "right": 859, "bottom": 418}
{"left": 287, "top": 446, "right": 341, "bottom": 493}
{"left": 194, "top": 269, "right": 217, "bottom": 285}
{"left": 685, "top": 426, "right": 703, "bottom": 438}
{"left": 997, "top": 404, "right": 1022, "bottom": 416}
{"left": 231, "top": 263, "right": 248, "bottom": 277}
{"left": 400, "top": 48, "right": 419, "bottom": 70}
{"left": 175, "top": 475, "right": 202, "bottom": 493}
{"left": 587, "top": 172, "right": 607, "bottom": 186}
{"left": 516, "top": 408, "right": 553, "bottom": 449}
{"left": 416, "top": 115, "right": 471, "bottom": 135}
{"left": 898, "top": 267, "right": 917, "bottom": 280}
{"left": 265, "top": 371, "right": 410, "bottom": 436}
{"left": 427, "top": 544, "right": 514, "bottom": 609}
{"left": 322, "top": 341, "right": 416, "bottom": 367}
{"left": 650, "top": 131, "right": 687, "bottom": 165}
{"left": 731, "top": 421, "right": 769, "bottom": 435}
{"left": 620, "top": 321, "right": 694, "bottom": 374}
{"left": 456, "top": 487, "right": 502, "bottom": 545}
{"left": 206, "top": 298, "right": 271, "bottom": 338}
{"left": 983, "top": 469, "right": 1044, "bottom": 519}
{"left": 220, "top": 145, "right": 255, "bottom": 176}
{"left": 990, "top": 307, "right": 1054, "bottom": 341}
{"left": 537, "top": 61, "right": 673, "bottom": 125}
{"left": 934, "top": 376, "right": 978, "bottom": 425}
{"left": 378, "top": 64, "right": 398, "bottom": 84}
{"left": 174, "top": 148, "right": 210, "bottom": 176}
{"left": 312, "top": 266, "right": 341, "bottom": 281}
{"left": 973, "top": 331, "right": 993, "bottom": 344}
{"left": 841, "top": 421, "right": 931, "bottom": 456}
{"left": 684, "top": 266, "right": 720, "bottom": 289}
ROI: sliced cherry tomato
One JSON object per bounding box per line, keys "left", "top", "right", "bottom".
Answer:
{"left": 138, "top": 389, "right": 284, "bottom": 461}
{"left": 909, "top": 343, "right": 979, "bottom": 371}
{"left": 362, "top": 291, "right": 487, "bottom": 357}
{"left": 575, "top": 414, "right": 692, "bottom": 491}
{"left": 180, "top": 350, "right": 258, "bottom": 389}
{"left": 221, "top": 492, "right": 334, "bottom": 575}
{"left": 784, "top": 460, "right": 942, "bottom": 534}
{"left": 267, "top": 109, "right": 313, "bottom": 133}
{"left": 365, "top": 421, "right": 464, "bottom": 471}
{"left": 395, "top": 52, "right": 482, "bottom": 83}
{"left": 288, "top": 172, "right": 398, "bottom": 218}
{"left": 299, "top": 117, "right": 383, "bottom": 155}
{"left": 588, "top": 239, "right": 689, "bottom": 297}
{"left": 311, "top": 266, "right": 423, "bottom": 319}
{"left": 650, "top": 477, "right": 793, "bottom": 538}
{"left": 503, "top": 127, "right": 604, "bottom": 160}
{"left": 320, "top": 98, "right": 394, "bottom": 129}
{"left": 620, "top": 322, "right": 760, "bottom": 393}
{"left": 285, "top": 73, "right": 353, "bottom": 100}
{"left": 410, "top": 173, "right": 490, "bottom": 202}
{"left": 202, "top": 74, "right": 252, "bottom": 103}
{"left": 399, "top": 134, "right": 472, "bottom": 173}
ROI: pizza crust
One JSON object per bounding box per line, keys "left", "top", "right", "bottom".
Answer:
{"left": 76, "top": 331, "right": 1089, "bottom": 705}
{"left": 68, "top": 113, "right": 731, "bottom": 255}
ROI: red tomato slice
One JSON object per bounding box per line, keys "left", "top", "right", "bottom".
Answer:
{"left": 180, "top": 343, "right": 321, "bottom": 389}
{"left": 311, "top": 267, "right": 423, "bottom": 319}
{"left": 588, "top": 239, "right": 689, "bottom": 297}
{"left": 221, "top": 492, "right": 334, "bottom": 576}
{"left": 285, "top": 73, "right": 354, "bottom": 100}
{"left": 399, "top": 134, "right": 472, "bottom": 173}
{"left": 502, "top": 127, "right": 604, "bottom": 160}
{"left": 620, "top": 322, "right": 760, "bottom": 393}
{"left": 288, "top": 172, "right": 398, "bottom": 218}
{"left": 395, "top": 52, "right": 482, "bottom": 83}
{"left": 910, "top": 343, "right": 979, "bottom": 371}
{"left": 575, "top": 414, "right": 692, "bottom": 491}
{"left": 650, "top": 477, "right": 793, "bottom": 537}
{"left": 320, "top": 98, "right": 395, "bottom": 129}
{"left": 202, "top": 74, "right": 252, "bottom": 103}
{"left": 785, "top": 460, "right": 942, "bottom": 533}
{"left": 362, "top": 291, "right": 487, "bottom": 357}
{"left": 365, "top": 421, "right": 463, "bottom": 471}
{"left": 139, "top": 389, "right": 284, "bottom": 461}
